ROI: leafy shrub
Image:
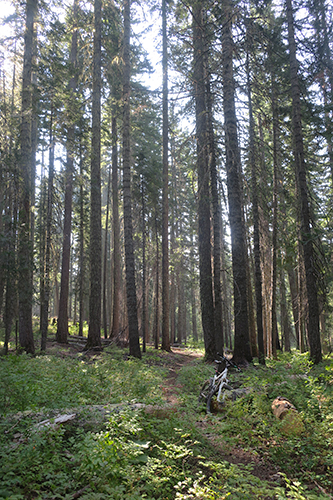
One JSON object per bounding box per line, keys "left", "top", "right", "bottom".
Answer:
{"left": 0, "top": 352, "right": 164, "bottom": 415}
{"left": 0, "top": 348, "right": 332, "bottom": 499}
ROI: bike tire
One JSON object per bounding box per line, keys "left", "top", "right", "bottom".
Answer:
{"left": 206, "top": 384, "right": 233, "bottom": 413}
{"left": 198, "top": 379, "right": 213, "bottom": 405}
{"left": 206, "top": 386, "right": 218, "bottom": 413}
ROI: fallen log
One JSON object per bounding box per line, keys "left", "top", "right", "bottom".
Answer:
{"left": 35, "top": 413, "right": 76, "bottom": 430}
{"left": 271, "top": 396, "right": 296, "bottom": 419}
{"left": 271, "top": 396, "right": 304, "bottom": 436}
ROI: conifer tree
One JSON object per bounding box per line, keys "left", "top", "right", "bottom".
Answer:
{"left": 122, "top": 0, "right": 141, "bottom": 358}
{"left": 246, "top": 32, "right": 265, "bottom": 364}
{"left": 193, "top": 1, "right": 216, "bottom": 361}
{"left": 286, "top": 0, "right": 322, "bottom": 363}
{"left": 57, "top": 0, "right": 79, "bottom": 344}
{"left": 18, "top": 0, "right": 38, "bottom": 355}
{"left": 221, "top": 0, "right": 252, "bottom": 364}
{"left": 86, "top": 0, "right": 102, "bottom": 350}
{"left": 161, "top": 0, "right": 171, "bottom": 352}
{"left": 40, "top": 110, "right": 54, "bottom": 351}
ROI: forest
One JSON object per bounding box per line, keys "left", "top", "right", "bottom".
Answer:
{"left": 1, "top": 0, "right": 333, "bottom": 497}
{"left": 0, "top": 0, "right": 332, "bottom": 362}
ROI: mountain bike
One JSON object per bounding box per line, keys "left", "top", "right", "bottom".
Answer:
{"left": 198, "top": 353, "right": 241, "bottom": 414}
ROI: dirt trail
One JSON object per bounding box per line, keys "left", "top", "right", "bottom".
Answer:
{"left": 159, "top": 347, "right": 202, "bottom": 405}
{"left": 45, "top": 341, "right": 280, "bottom": 485}
{"left": 159, "top": 347, "right": 280, "bottom": 485}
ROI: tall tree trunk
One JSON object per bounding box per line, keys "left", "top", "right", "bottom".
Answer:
{"left": 30, "top": 26, "right": 37, "bottom": 249}
{"left": 170, "top": 223, "right": 176, "bottom": 345}
{"left": 177, "top": 214, "right": 186, "bottom": 345}
{"left": 111, "top": 113, "right": 121, "bottom": 338}
{"left": 161, "top": 0, "right": 170, "bottom": 352}
{"left": 297, "top": 246, "right": 306, "bottom": 353}
{"left": 57, "top": 0, "right": 78, "bottom": 343}
{"left": 41, "top": 114, "right": 54, "bottom": 351}
{"left": 247, "top": 49, "right": 265, "bottom": 364}
{"left": 280, "top": 264, "right": 291, "bottom": 352}
{"left": 102, "top": 150, "right": 111, "bottom": 339}
{"left": 193, "top": 1, "right": 216, "bottom": 361}
{"left": 221, "top": 0, "right": 251, "bottom": 364}
{"left": 286, "top": 0, "right": 322, "bottom": 363}
{"left": 206, "top": 74, "right": 224, "bottom": 355}
{"left": 141, "top": 177, "right": 147, "bottom": 352}
{"left": 190, "top": 233, "right": 198, "bottom": 342}
{"left": 78, "top": 136, "right": 85, "bottom": 336}
{"left": 0, "top": 93, "right": 4, "bottom": 320}
{"left": 4, "top": 185, "right": 17, "bottom": 354}
{"left": 39, "top": 145, "right": 46, "bottom": 336}
{"left": 3, "top": 57, "right": 18, "bottom": 353}
{"left": 246, "top": 247, "right": 258, "bottom": 358}
{"left": 122, "top": 0, "right": 141, "bottom": 358}
{"left": 220, "top": 209, "right": 232, "bottom": 349}
{"left": 177, "top": 253, "right": 186, "bottom": 344}
{"left": 86, "top": 0, "right": 102, "bottom": 350}
{"left": 271, "top": 79, "right": 279, "bottom": 359}
{"left": 153, "top": 215, "right": 160, "bottom": 350}
{"left": 278, "top": 128, "right": 296, "bottom": 352}
{"left": 170, "top": 131, "right": 176, "bottom": 345}
{"left": 18, "top": 0, "right": 37, "bottom": 354}
{"left": 258, "top": 115, "right": 272, "bottom": 356}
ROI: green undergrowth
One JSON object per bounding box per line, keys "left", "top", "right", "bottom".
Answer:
{"left": 0, "top": 346, "right": 165, "bottom": 414}
{"left": 0, "top": 346, "right": 332, "bottom": 499}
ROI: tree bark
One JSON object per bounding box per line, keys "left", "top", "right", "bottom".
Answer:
{"left": 18, "top": 0, "right": 37, "bottom": 355}
{"left": 78, "top": 136, "right": 85, "bottom": 337}
{"left": 86, "top": 0, "right": 102, "bottom": 350}
{"left": 153, "top": 213, "right": 160, "bottom": 349}
{"left": 221, "top": 0, "right": 252, "bottom": 364}
{"left": 286, "top": 0, "right": 322, "bottom": 363}
{"left": 3, "top": 58, "right": 18, "bottom": 354}
{"left": 102, "top": 158, "right": 111, "bottom": 339}
{"left": 206, "top": 73, "right": 224, "bottom": 355}
{"left": 220, "top": 207, "right": 232, "bottom": 349}
{"left": 271, "top": 79, "right": 279, "bottom": 360}
{"left": 190, "top": 233, "right": 198, "bottom": 342}
{"left": 193, "top": 1, "right": 216, "bottom": 361}
{"left": 170, "top": 129, "right": 176, "bottom": 345}
{"left": 170, "top": 218, "right": 176, "bottom": 345}
{"left": 280, "top": 264, "right": 291, "bottom": 352}
{"left": 122, "top": 0, "right": 141, "bottom": 358}
{"left": 161, "top": 0, "right": 170, "bottom": 352}
{"left": 111, "top": 113, "right": 121, "bottom": 338}
{"left": 0, "top": 107, "right": 4, "bottom": 320}
{"left": 4, "top": 184, "right": 17, "bottom": 354}
{"left": 247, "top": 48, "right": 265, "bottom": 364}
{"left": 41, "top": 114, "right": 54, "bottom": 351}
{"left": 141, "top": 177, "right": 147, "bottom": 352}
{"left": 57, "top": 0, "right": 78, "bottom": 343}
{"left": 30, "top": 26, "right": 37, "bottom": 249}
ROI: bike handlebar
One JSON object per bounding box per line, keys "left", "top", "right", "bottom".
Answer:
{"left": 215, "top": 353, "right": 241, "bottom": 371}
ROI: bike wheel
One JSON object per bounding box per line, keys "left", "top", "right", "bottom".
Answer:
{"left": 198, "top": 379, "right": 213, "bottom": 405}
{"left": 206, "top": 384, "right": 233, "bottom": 413}
{"left": 206, "top": 386, "right": 218, "bottom": 413}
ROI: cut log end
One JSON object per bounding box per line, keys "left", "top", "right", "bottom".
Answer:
{"left": 271, "top": 396, "right": 304, "bottom": 436}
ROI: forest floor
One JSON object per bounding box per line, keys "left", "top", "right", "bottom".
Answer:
{"left": 1, "top": 337, "right": 332, "bottom": 499}
{"left": 45, "top": 339, "right": 281, "bottom": 483}
{"left": 155, "top": 346, "right": 280, "bottom": 485}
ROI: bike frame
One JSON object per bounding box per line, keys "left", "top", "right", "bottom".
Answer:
{"left": 199, "top": 354, "right": 240, "bottom": 413}
{"left": 212, "top": 364, "right": 230, "bottom": 404}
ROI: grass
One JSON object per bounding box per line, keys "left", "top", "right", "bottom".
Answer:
{"left": 0, "top": 342, "right": 332, "bottom": 499}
